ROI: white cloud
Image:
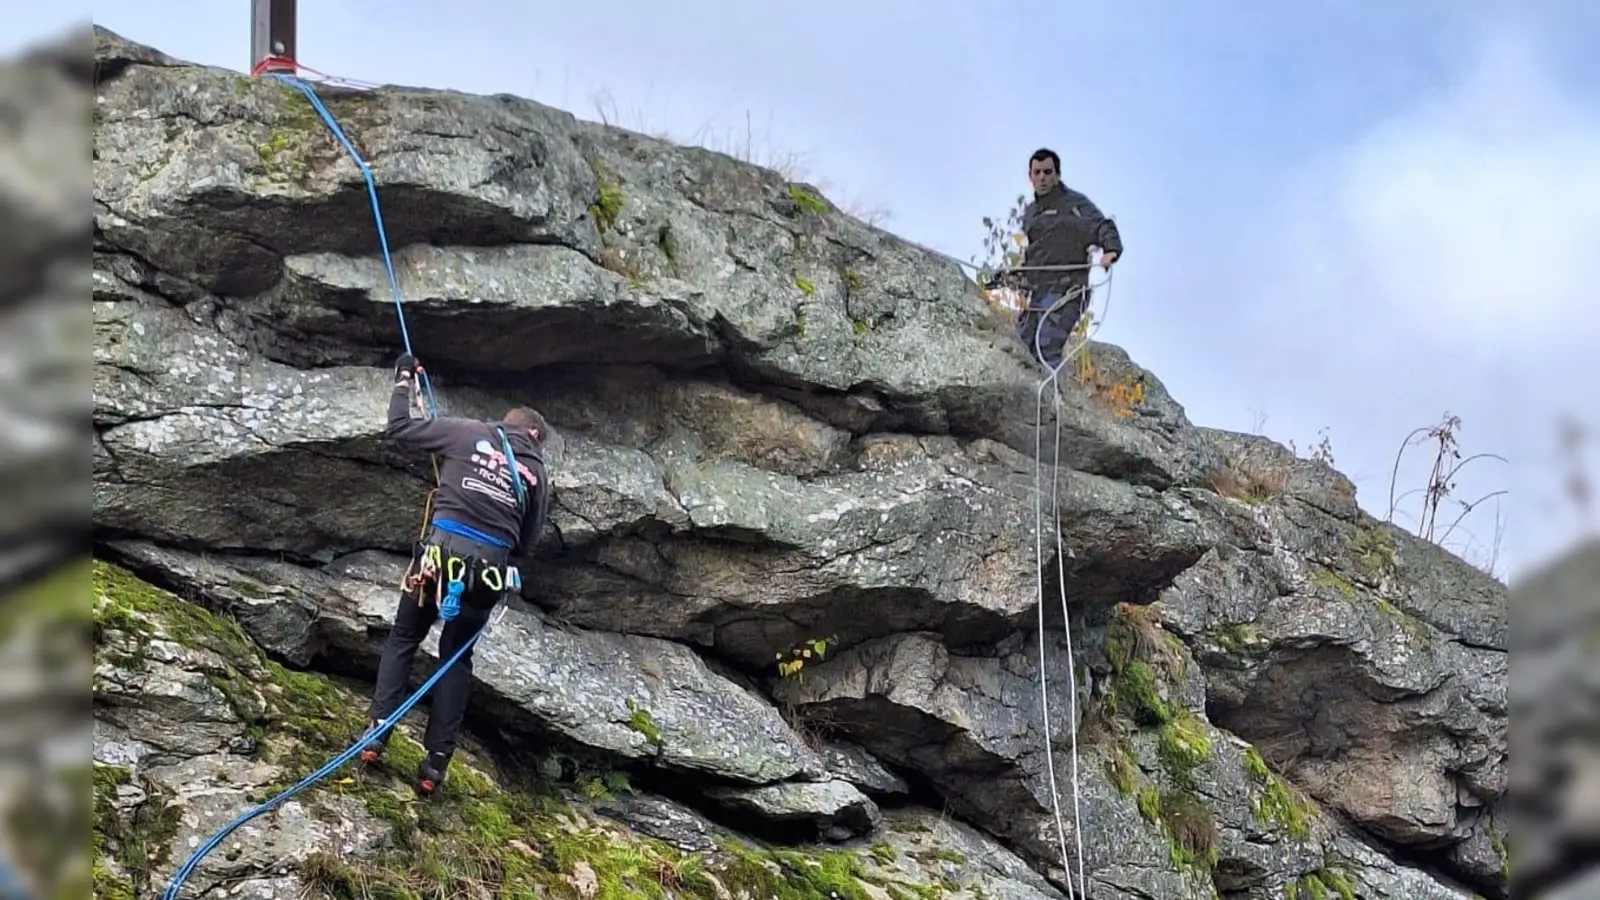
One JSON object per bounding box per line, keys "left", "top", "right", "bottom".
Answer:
{"left": 1234, "top": 20, "right": 1599, "bottom": 580}
{"left": 1259, "top": 23, "right": 1600, "bottom": 355}
{"left": 1336, "top": 31, "right": 1600, "bottom": 349}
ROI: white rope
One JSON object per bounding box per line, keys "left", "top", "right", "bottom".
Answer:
{"left": 1022, "top": 257, "right": 1113, "bottom": 899}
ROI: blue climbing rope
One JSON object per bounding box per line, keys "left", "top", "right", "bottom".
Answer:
{"left": 158, "top": 624, "right": 496, "bottom": 900}
{"left": 157, "top": 73, "right": 490, "bottom": 900}
{"left": 271, "top": 73, "right": 440, "bottom": 418}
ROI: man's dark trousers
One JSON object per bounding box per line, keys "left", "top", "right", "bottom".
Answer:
{"left": 366, "top": 526, "right": 508, "bottom": 762}
{"left": 1017, "top": 286, "right": 1087, "bottom": 371}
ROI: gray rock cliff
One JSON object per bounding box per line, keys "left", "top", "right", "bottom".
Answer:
{"left": 92, "top": 25, "right": 1507, "bottom": 900}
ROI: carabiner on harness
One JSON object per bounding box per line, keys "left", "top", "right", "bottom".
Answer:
{"left": 439, "top": 556, "right": 468, "bottom": 621}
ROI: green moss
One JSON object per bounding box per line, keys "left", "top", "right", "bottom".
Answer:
{"left": 788, "top": 183, "right": 828, "bottom": 215}
{"left": 909, "top": 846, "right": 966, "bottom": 866}
{"left": 229, "top": 579, "right": 266, "bottom": 599}
{"left": 1136, "top": 785, "right": 1161, "bottom": 822}
{"left": 794, "top": 308, "right": 808, "bottom": 334}
{"left": 841, "top": 268, "right": 864, "bottom": 291}
{"left": 623, "top": 697, "right": 663, "bottom": 747}
{"left": 1249, "top": 769, "right": 1315, "bottom": 841}
{"left": 1353, "top": 525, "right": 1398, "bottom": 576}
{"left": 793, "top": 275, "right": 816, "bottom": 296}
{"left": 1211, "top": 622, "right": 1265, "bottom": 655}
{"left": 1309, "top": 567, "right": 1356, "bottom": 600}
{"left": 1114, "top": 660, "right": 1171, "bottom": 727}
{"left": 1156, "top": 712, "right": 1212, "bottom": 789}
{"left": 255, "top": 129, "right": 311, "bottom": 182}
{"left": 1158, "top": 790, "right": 1219, "bottom": 873}
{"left": 0, "top": 556, "right": 90, "bottom": 644}
{"left": 95, "top": 559, "right": 938, "bottom": 900}
{"left": 852, "top": 319, "right": 869, "bottom": 336}
{"left": 717, "top": 842, "right": 870, "bottom": 899}
{"left": 1105, "top": 744, "right": 1139, "bottom": 796}
{"left": 588, "top": 164, "right": 624, "bottom": 231}
{"left": 1241, "top": 746, "right": 1270, "bottom": 781}
{"left": 869, "top": 842, "right": 898, "bottom": 864}
{"left": 1285, "top": 868, "right": 1355, "bottom": 900}
{"left": 1488, "top": 819, "right": 1509, "bottom": 880}
{"left": 90, "top": 761, "right": 182, "bottom": 898}
{"left": 1241, "top": 743, "right": 1314, "bottom": 841}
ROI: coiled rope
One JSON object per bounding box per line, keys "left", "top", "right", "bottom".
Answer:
{"left": 158, "top": 72, "right": 504, "bottom": 900}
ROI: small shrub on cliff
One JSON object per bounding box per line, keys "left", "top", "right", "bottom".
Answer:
{"left": 1205, "top": 454, "right": 1290, "bottom": 503}
{"left": 1074, "top": 335, "right": 1146, "bottom": 420}
{"left": 1383, "top": 411, "right": 1509, "bottom": 579}
{"left": 776, "top": 635, "right": 835, "bottom": 678}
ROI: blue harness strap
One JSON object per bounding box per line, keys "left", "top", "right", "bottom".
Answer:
{"left": 431, "top": 517, "right": 511, "bottom": 549}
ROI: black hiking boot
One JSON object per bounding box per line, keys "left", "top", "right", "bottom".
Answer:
{"left": 356, "top": 719, "right": 389, "bottom": 766}
{"left": 415, "top": 751, "right": 451, "bottom": 797}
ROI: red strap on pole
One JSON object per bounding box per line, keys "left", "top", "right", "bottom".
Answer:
{"left": 250, "top": 55, "right": 299, "bottom": 77}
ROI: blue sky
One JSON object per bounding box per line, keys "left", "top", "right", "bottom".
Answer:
{"left": 61, "top": 2, "right": 1599, "bottom": 580}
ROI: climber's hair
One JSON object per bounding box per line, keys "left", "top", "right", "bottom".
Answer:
{"left": 502, "top": 407, "right": 551, "bottom": 445}
{"left": 1029, "top": 148, "right": 1060, "bottom": 172}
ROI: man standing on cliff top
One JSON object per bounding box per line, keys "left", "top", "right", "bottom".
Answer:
{"left": 357, "top": 352, "right": 554, "bottom": 796}
{"left": 1012, "top": 147, "right": 1124, "bottom": 371}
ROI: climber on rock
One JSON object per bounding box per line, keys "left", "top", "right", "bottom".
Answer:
{"left": 1007, "top": 147, "right": 1124, "bottom": 371}
{"left": 357, "top": 352, "right": 554, "bottom": 796}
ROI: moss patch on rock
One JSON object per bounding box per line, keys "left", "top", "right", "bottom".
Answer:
{"left": 91, "top": 761, "right": 183, "bottom": 900}
{"left": 1241, "top": 746, "right": 1316, "bottom": 840}
{"left": 1284, "top": 866, "right": 1356, "bottom": 899}
{"left": 91, "top": 560, "right": 953, "bottom": 900}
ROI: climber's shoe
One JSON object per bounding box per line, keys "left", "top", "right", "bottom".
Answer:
{"left": 356, "top": 719, "right": 389, "bottom": 766}
{"left": 414, "top": 751, "right": 450, "bottom": 797}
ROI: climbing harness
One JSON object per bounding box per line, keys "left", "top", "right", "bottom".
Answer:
{"left": 403, "top": 534, "right": 525, "bottom": 623}
{"left": 158, "top": 72, "right": 511, "bottom": 900}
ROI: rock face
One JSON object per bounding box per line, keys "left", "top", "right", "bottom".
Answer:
{"left": 91, "top": 25, "right": 1507, "bottom": 900}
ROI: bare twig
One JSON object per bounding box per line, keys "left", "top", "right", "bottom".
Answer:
{"left": 1437, "top": 490, "right": 1509, "bottom": 547}
{"left": 1385, "top": 412, "right": 1510, "bottom": 578}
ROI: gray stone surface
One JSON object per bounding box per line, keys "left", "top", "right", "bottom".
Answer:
{"left": 90, "top": 24, "right": 1508, "bottom": 900}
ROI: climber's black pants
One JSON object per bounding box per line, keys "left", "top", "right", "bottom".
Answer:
{"left": 366, "top": 527, "right": 507, "bottom": 761}
{"left": 1017, "top": 284, "right": 1088, "bottom": 371}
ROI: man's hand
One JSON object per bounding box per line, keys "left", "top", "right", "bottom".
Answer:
{"left": 1099, "top": 251, "right": 1118, "bottom": 269}
{"left": 394, "top": 353, "right": 422, "bottom": 387}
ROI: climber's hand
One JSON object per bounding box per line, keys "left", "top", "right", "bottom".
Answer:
{"left": 394, "top": 353, "right": 422, "bottom": 386}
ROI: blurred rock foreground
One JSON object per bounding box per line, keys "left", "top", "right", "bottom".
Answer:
{"left": 91, "top": 25, "right": 1508, "bottom": 900}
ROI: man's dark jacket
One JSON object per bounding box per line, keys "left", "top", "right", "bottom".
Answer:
{"left": 387, "top": 386, "right": 552, "bottom": 560}
{"left": 1020, "top": 184, "right": 1124, "bottom": 297}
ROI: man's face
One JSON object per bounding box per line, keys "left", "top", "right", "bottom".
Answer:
{"left": 1029, "top": 157, "right": 1059, "bottom": 195}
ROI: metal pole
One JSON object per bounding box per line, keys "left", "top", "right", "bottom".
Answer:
{"left": 250, "top": 0, "right": 297, "bottom": 72}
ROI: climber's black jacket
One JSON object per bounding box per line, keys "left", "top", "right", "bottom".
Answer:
{"left": 387, "top": 382, "right": 551, "bottom": 558}
{"left": 1020, "top": 183, "right": 1124, "bottom": 297}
